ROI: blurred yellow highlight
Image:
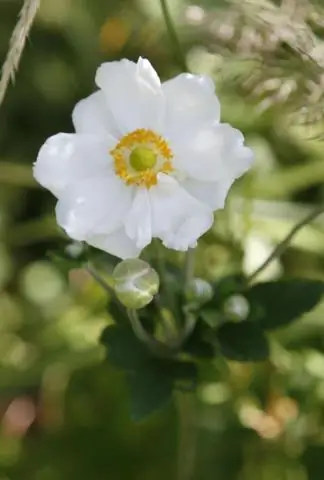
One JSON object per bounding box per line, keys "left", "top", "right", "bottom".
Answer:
{"left": 99, "top": 17, "right": 131, "bottom": 54}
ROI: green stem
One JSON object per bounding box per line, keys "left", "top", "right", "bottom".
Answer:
{"left": 184, "top": 248, "right": 195, "bottom": 292}
{"left": 159, "top": 0, "right": 188, "bottom": 71}
{"left": 84, "top": 263, "right": 115, "bottom": 297}
{"left": 127, "top": 308, "right": 176, "bottom": 357}
{"left": 85, "top": 263, "right": 128, "bottom": 321}
{"left": 154, "top": 239, "right": 182, "bottom": 329}
{"left": 177, "top": 393, "right": 197, "bottom": 480}
{"left": 246, "top": 204, "right": 324, "bottom": 284}
{"left": 154, "top": 239, "right": 168, "bottom": 284}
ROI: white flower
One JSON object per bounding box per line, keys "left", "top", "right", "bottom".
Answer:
{"left": 33, "top": 58, "right": 253, "bottom": 259}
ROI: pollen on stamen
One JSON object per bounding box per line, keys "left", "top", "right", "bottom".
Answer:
{"left": 110, "top": 128, "right": 174, "bottom": 188}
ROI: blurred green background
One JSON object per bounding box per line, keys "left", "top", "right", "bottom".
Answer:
{"left": 2, "top": 0, "right": 324, "bottom": 478}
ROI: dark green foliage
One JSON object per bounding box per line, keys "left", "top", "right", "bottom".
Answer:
{"left": 182, "top": 319, "right": 215, "bottom": 359}
{"left": 216, "top": 322, "right": 269, "bottom": 361}
{"left": 302, "top": 445, "right": 324, "bottom": 480}
{"left": 101, "top": 325, "right": 197, "bottom": 420}
{"left": 100, "top": 325, "right": 153, "bottom": 371}
{"left": 245, "top": 280, "right": 324, "bottom": 330}
{"left": 101, "top": 277, "right": 324, "bottom": 416}
{"left": 127, "top": 369, "right": 173, "bottom": 421}
{"left": 198, "top": 277, "right": 324, "bottom": 362}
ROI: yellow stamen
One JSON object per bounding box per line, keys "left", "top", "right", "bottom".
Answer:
{"left": 110, "top": 128, "right": 174, "bottom": 188}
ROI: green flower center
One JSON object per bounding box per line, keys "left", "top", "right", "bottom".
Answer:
{"left": 129, "top": 146, "right": 157, "bottom": 171}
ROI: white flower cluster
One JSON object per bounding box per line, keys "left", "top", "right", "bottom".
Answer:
{"left": 34, "top": 58, "right": 253, "bottom": 259}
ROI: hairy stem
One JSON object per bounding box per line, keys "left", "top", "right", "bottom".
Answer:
{"left": 84, "top": 263, "right": 115, "bottom": 297}
{"left": 246, "top": 204, "right": 324, "bottom": 284}
{"left": 0, "top": 0, "right": 41, "bottom": 107}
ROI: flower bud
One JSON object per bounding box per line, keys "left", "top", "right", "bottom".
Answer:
{"left": 185, "top": 277, "right": 213, "bottom": 306}
{"left": 112, "top": 259, "right": 159, "bottom": 309}
{"left": 65, "top": 241, "right": 85, "bottom": 259}
{"left": 223, "top": 294, "right": 250, "bottom": 322}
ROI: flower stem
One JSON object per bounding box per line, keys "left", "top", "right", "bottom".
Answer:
{"left": 127, "top": 308, "right": 178, "bottom": 357}
{"left": 127, "top": 308, "right": 157, "bottom": 346}
{"left": 177, "top": 393, "right": 197, "bottom": 480}
{"left": 84, "top": 263, "right": 126, "bottom": 319}
{"left": 184, "top": 248, "right": 195, "bottom": 292}
{"left": 154, "top": 239, "right": 183, "bottom": 329}
{"left": 84, "top": 263, "right": 115, "bottom": 296}
{"left": 246, "top": 204, "right": 324, "bottom": 284}
{"left": 159, "top": 0, "right": 188, "bottom": 72}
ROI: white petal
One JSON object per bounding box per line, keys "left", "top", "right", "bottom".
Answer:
{"left": 163, "top": 214, "right": 214, "bottom": 251}
{"left": 55, "top": 177, "right": 133, "bottom": 241}
{"left": 34, "top": 133, "right": 116, "bottom": 197}
{"left": 162, "top": 73, "right": 220, "bottom": 139}
{"left": 124, "top": 188, "right": 152, "bottom": 249}
{"left": 181, "top": 177, "right": 234, "bottom": 210}
{"left": 88, "top": 228, "right": 142, "bottom": 259}
{"left": 95, "top": 57, "right": 164, "bottom": 134}
{"left": 172, "top": 123, "right": 254, "bottom": 182}
{"left": 72, "top": 91, "right": 119, "bottom": 137}
{"left": 149, "top": 174, "right": 213, "bottom": 251}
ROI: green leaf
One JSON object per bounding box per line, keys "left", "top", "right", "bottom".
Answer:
{"left": 182, "top": 320, "right": 215, "bottom": 359}
{"left": 127, "top": 368, "right": 173, "bottom": 422}
{"left": 100, "top": 325, "right": 200, "bottom": 420}
{"left": 127, "top": 359, "right": 197, "bottom": 421}
{"left": 246, "top": 280, "right": 324, "bottom": 330}
{"left": 100, "top": 325, "right": 152, "bottom": 370}
{"left": 168, "top": 360, "right": 198, "bottom": 391}
{"left": 216, "top": 322, "right": 269, "bottom": 362}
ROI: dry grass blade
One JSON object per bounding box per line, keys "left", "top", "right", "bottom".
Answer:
{"left": 0, "top": 0, "right": 40, "bottom": 107}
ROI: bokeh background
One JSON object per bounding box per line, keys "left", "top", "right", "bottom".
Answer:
{"left": 2, "top": 0, "right": 324, "bottom": 478}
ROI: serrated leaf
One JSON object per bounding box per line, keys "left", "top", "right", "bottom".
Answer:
{"left": 127, "top": 368, "right": 173, "bottom": 422}
{"left": 246, "top": 280, "right": 324, "bottom": 330}
{"left": 100, "top": 325, "right": 152, "bottom": 370}
{"left": 217, "top": 322, "right": 269, "bottom": 362}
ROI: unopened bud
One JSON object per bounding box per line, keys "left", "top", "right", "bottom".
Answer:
{"left": 112, "top": 259, "right": 159, "bottom": 309}
{"left": 223, "top": 294, "right": 250, "bottom": 322}
{"left": 65, "top": 241, "right": 84, "bottom": 259}
{"left": 186, "top": 278, "right": 213, "bottom": 306}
